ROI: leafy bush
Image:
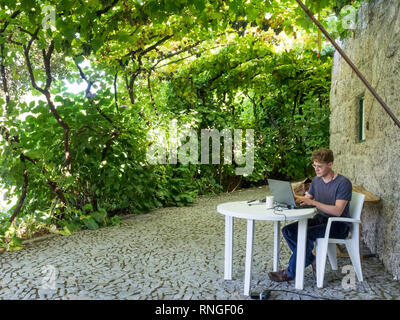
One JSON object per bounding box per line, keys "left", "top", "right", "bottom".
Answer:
{"left": 0, "top": 0, "right": 341, "bottom": 250}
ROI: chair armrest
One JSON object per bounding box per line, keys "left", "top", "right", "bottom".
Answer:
{"left": 323, "top": 217, "right": 361, "bottom": 240}
{"left": 327, "top": 217, "right": 361, "bottom": 224}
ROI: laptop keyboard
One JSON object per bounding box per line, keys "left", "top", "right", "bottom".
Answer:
{"left": 292, "top": 204, "right": 316, "bottom": 209}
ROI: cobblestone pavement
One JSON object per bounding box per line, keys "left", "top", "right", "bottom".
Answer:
{"left": 0, "top": 186, "right": 399, "bottom": 300}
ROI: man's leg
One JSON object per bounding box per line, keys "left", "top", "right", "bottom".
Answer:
{"left": 281, "top": 220, "right": 327, "bottom": 279}
{"left": 268, "top": 222, "right": 299, "bottom": 282}
{"left": 282, "top": 222, "right": 299, "bottom": 278}
{"left": 304, "top": 224, "right": 327, "bottom": 267}
{"left": 282, "top": 222, "right": 298, "bottom": 252}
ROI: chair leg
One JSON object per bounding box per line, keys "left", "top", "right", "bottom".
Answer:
{"left": 327, "top": 243, "right": 338, "bottom": 270}
{"left": 316, "top": 239, "right": 328, "bottom": 288}
{"left": 346, "top": 240, "right": 363, "bottom": 282}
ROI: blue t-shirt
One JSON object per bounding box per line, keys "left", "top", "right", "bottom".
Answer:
{"left": 307, "top": 174, "right": 352, "bottom": 225}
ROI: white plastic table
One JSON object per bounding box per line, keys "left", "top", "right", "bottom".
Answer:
{"left": 217, "top": 201, "right": 316, "bottom": 296}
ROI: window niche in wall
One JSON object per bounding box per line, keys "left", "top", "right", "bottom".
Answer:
{"left": 358, "top": 96, "right": 366, "bottom": 143}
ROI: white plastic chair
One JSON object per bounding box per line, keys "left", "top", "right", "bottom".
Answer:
{"left": 315, "top": 192, "right": 365, "bottom": 288}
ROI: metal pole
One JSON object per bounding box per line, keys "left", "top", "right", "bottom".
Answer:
{"left": 295, "top": 0, "right": 400, "bottom": 129}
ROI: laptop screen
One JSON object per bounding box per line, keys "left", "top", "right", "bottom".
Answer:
{"left": 267, "top": 179, "right": 297, "bottom": 207}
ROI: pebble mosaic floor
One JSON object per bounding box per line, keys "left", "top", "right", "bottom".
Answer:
{"left": 0, "top": 186, "right": 399, "bottom": 300}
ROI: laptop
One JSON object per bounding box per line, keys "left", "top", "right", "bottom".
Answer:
{"left": 267, "top": 179, "right": 316, "bottom": 209}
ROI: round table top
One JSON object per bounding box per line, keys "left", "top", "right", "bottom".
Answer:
{"left": 217, "top": 201, "right": 316, "bottom": 221}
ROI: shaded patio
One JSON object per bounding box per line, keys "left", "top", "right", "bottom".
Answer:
{"left": 0, "top": 186, "right": 398, "bottom": 300}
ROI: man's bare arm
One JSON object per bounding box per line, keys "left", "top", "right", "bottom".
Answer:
{"left": 295, "top": 192, "right": 313, "bottom": 203}
{"left": 300, "top": 197, "right": 349, "bottom": 217}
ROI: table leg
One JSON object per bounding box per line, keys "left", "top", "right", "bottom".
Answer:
{"left": 273, "top": 221, "right": 280, "bottom": 272}
{"left": 244, "top": 219, "right": 254, "bottom": 296}
{"left": 224, "top": 216, "right": 234, "bottom": 280}
{"left": 295, "top": 218, "right": 308, "bottom": 290}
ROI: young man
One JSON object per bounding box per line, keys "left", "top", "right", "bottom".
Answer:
{"left": 268, "top": 148, "right": 352, "bottom": 282}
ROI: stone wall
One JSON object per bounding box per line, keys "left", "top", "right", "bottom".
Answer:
{"left": 330, "top": 0, "right": 400, "bottom": 278}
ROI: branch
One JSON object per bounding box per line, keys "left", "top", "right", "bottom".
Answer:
{"left": 147, "top": 70, "right": 158, "bottom": 116}
{"left": 0, "top": 125, "right": 20, "bottom": 145}
{"left": 140, "top": 34, "right": 174, "bottom": 58}
{"left": 125, "top": 34, "right": 173, "bottom": 105}
{"left": 43, "top": 40, "right": 55, "bottom": 91}
{"left": 23, "top": 30, "right": 71, "bottom": 174}
{"left": 150, "top": 40, "right": 202, "bottom": 70}
{"left": 113, "top": 71, "right": 119, "bottom": 112}
{"left": 0, "top": 9, "right": 21, "bottom": 33}
{"left": 209, "top": 53, "right": 270, "bottom": 90}
{"left": 22, "top": 27, "right": 44, "bottom": 94}
{"left": 74, "top": 59, "right": 94, "bottom": 98}
{"left": 9, "top": 155, "right": 28, "bottom": 223}
{"left": 126, "top": 69, "right": 141, "bottom": 104}
{"left": 7, "top": 37, "right": 23, "bottom": 46}
{"left": 246, "top": 93, "right": 258, "bottom": 123}
{"left": 74, "top": 60, "right": 123, "bottom": 165}
{"left": 153, "top": 53, "right": 198, "bottom": 71}
{"left": 0, "top": 44, "right": 10, "bottom": 109}
{"left": 18, "top": 27, "right": 37, "bottom": 37}
{"left": 74, "top": 59, "right": 114, "bottom": 124}
{"left": 46, "top": 178, "right": 67, "bottom": 206}
{"left": 96, "top": 0, "right": 119, "bottom": 17}
{"left": 0, "top": 10, "right": 22, "bottom": 109}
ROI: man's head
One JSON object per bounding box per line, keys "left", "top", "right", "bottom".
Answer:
{"left": 311, "top": 148, "right": 334, "bottom": 178}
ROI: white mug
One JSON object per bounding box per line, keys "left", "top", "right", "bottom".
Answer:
{"left": 266, "top": 196, "right": 274, "bottom": 209}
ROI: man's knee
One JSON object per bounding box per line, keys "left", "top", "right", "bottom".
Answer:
{"left": 282, "top": 225, "right": 289, "bottom": 237}
{"left": 282, "top": 223, "right": 297, "bottom": 239}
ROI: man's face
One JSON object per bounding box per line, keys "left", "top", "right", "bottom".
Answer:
{"left": 312, "top": 161, "right": 333, "bottom": 177}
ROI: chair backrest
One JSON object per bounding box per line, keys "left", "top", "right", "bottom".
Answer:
{"left": 349, "top": 191, "right": 365, "bottom": 220}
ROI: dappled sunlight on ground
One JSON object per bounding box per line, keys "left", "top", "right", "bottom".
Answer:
{"left": 0, "top": 185, "right": 398, "bottom": 300}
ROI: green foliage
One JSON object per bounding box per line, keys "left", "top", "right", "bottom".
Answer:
{"left": 0, "top": 217, "right": 20, "bottom": 250}
{"left": 0, "top": 0, "right": 352, "bottom": 250}
{"left": 165, "top": 38, "right": 332, "bottom": 183}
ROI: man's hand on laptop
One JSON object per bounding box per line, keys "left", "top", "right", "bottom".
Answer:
{"left": 298, "top": 193, "right": 314, "bottom": 206}
{"left": 294, "top": 194, "right": 303, "bottom": 204}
